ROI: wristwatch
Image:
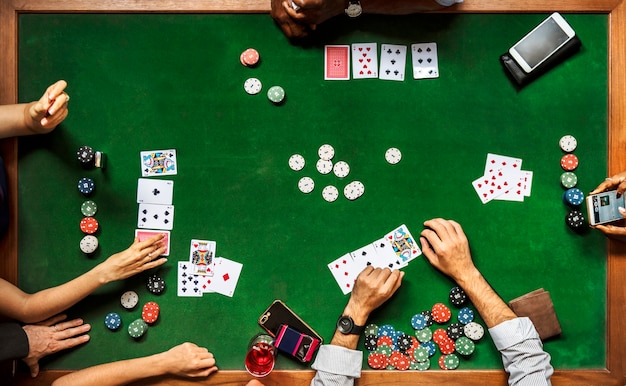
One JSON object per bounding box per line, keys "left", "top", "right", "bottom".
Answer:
{"left": 336, "top": 315, "right": 365, "bottom": 335}
{"left": 344, "top": 0, "right": 362, "bottom": 18}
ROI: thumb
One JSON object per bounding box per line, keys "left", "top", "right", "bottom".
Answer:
{"left": 618, "top": 207, "right": 626, "bottom": 218}
{"left": 29, "top": 361, "right": 40, "bottom": 378}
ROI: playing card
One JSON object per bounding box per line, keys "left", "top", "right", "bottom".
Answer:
{"left": 412, "top": 42, "right": 439, "bottom": 79}
{"left": 137, "top": 203, "right": 174, "bottom": 230}
{"left": 134, "top": 229, "right": 171, "bottom": 256}
{"left": 379, "top": 44, "right": 407, "bottom": 81}
{"left": 349, "top": 243, "right": 381, "bottom": 270}
{"left": 189, "top": 239, "right": 216, "bottom": 276}
{"left": 136, "top": 178, "right": 174, "bottom": 205}
{"left": 484, "top": 153, "right": 523, "bottom": 176}
{"left": 384, "top": 224, "right": 422, "bottom": 266}
{"left": 472, "top": 171, "right": 518, "bottom": 204}
{"left": 324, "top": 45, "right": 350, "bottom": 80}
{"left": 351, "top": 43, "right": 378, "bottom": 79}
{"left": 495, "top": 170, "right": 534, "bottom": 201}
{"left": 201, "top": 257, "right": 243, "bottom": 297}
{"left": 177, "top": 261, "right": 202, "bottom": 297}
{"left": 140, "top": 149, "right": 177, "bottom": 177}
{"left": 327, "top": 254, "right": 361, "bottom": 295}
{"left": 372, "top": 237, "right": 405, "bottom": 270}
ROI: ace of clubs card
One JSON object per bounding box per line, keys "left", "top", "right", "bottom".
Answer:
{"left": 136, "top": 178, "right": 174, "bottom": 205}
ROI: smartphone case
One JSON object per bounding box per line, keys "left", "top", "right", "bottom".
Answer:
{"left": 258, "top": 300, "right": 323, "bottom": 343}
{"left": 500, "top": 35, "right": 581, "bottom": 87}
{"left": 274, "top": 324, "right": 321, "bottom": 362}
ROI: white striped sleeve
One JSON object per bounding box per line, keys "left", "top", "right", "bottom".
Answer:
{"left": 435, "top": 0, "right": 463, "bottom": 6}
{"left": 310, "top": 345, "right": 362, "bottom": 386}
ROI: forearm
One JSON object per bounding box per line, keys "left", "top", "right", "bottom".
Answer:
{"left": 0, "top": 103, "right": 37, "bottom": 138}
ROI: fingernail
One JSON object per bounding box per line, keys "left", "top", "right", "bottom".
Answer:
{"left": 619, "top": 206, "right": 625, "bottom": 214}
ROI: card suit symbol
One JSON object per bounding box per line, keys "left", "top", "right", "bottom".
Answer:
{"left": 394, "top": 70, "right": 399, "bottom": 76}
{"left": 222, "top": 273, "right": 230, "bottom": 281}
{"left": 181, "top": 287, "right": 187, "bottom": 292}
{"left": 151, "top": 189, "right": 160, "bottom": 196}
{"left": 427, "top": 58, "right": 432, "bottom": 63}
{"left": 361, "top": 251, "right": 367, "bottom": 256}
{"left": 426, "top": 47, "right": 431, "bottom": 52}
{"left": 489, "top": 190, "right": 494, "bottom": 194}
{"left": 346, "top": 283, "right": 351, "bottom": 288}
{"left": 367, "top": 70, "right": 372, "bottom": 74}
{"left": 144, "top": 168, "right": 150, "bottom": 173}
{"left": 395, "top": 49, "right": 400, "bottom": 54}
{"left": 153, "top": 214, "right": 159, "bottom": 220}
{"left": 417, "top": 48, "right": 423, "bottom": 53}
{"left": 391, "top": 59, "right": 396, "bottom": 65}
{"left": 366, "top": 262, "right": 372, "bottom": 266}
{"left": 344, "top": 271, "right": 349, "bottom": 276}
{"left": 386, "top": 49, "right": 392, "bottom": 54}
{"left": 141, "top": 217, "right": 147, "bottom": 223}
{"left": 164, "top": 219, "right": 170, "bottom": 224}
{"left": 366, "top": 47, "right": 371, "bottom": 51}
{"left": 362, "top": 53, "right": 367, "bottom": 58}
{"left": 182, "top": 264, "right": 188, "bottom": 270}
{"left": 477, "top": 183, "right": 483, "bottom": 188}
{"left": 517, "top": 190, "right": 522, "bottom": 195}
{"left": 502, "top": 162, "right": 507, "bottom": 166}
{"left": 490, "top": 160, "right": 496, "bottom": 164}
{"left": 366, "top": 58, "right": 371, "bottom": 62}
{"left": 359, "top": 70, "right": 364, "bottom": 75}
{"left": 482, "top": 193, "right": 488, "bottom": 198}
{"left": 142, "top": 209, "right": 148, "bottom": 214}
{"left": 359, "top": 58, "right": 363, "bottom": 63}
{"left": 385, "top": 69, "right": 391, "bottom": 75}
{"left": 193, "top": 279, "right": 199, "bottom": 285}
{"left": 359, "top": 47, "right": 363, "bottom": 51}
{"left": 429, "top": 70, "right": 434, "bottom": 74}
{"left": 363, "top": 64, "right": 368, "bottom": 69}
{"left": 388, "top": 263, "right": 394, "bottom": 268}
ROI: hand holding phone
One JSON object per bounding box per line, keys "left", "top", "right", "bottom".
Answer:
{"left": 586, "top": 190, "right": 626, "bottom": 226}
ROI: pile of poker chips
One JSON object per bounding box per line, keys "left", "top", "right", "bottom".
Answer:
{"left": 76, "top": 146, "right": 102, "bottom": 255}
{"left": 363, "top": 286, "right": 484, "bottom": 371}
{"left": 559, "top": 135, "right": 586, "bottom": 230}
{"left": 240, "top": 47, "right": 286, "bottom": 104}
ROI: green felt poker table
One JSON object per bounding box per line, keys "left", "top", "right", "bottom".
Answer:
{"left": 2, "top": 1, "right": 626, "bottom": 385}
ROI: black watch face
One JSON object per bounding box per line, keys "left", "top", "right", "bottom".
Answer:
{"left": 338, "top": 317, "right": 352, "bottom": 333}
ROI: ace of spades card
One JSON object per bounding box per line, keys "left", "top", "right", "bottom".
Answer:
{"left": 177, "top": 261, "right": 202, "bottom": 297}
{"left": 189, "top": 239, "right": 217, "bottom": 276}
{"left": 141, "top": 149, "right": 177, "bottom": 177}
{"left": 137, "top": 203, "right": 174, "bottom": 230}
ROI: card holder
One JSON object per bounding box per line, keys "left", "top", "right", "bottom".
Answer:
{"left": 500, "top": 35, "right": 581, "bottom": 87}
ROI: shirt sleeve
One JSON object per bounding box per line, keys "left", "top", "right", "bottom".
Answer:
{"left": 435, "top": 0, "right": 463, "bottom": 6}
{"left": 310, "top": 345, "right": 362, "bottom": 386}
{"left": 489, "top": 317, "right": 554, "bottom": 386}
{"left": 0, "top": 322, "right": 30, "bottom": 361}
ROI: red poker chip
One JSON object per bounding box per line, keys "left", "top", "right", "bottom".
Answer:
{"left": 141, "top": 301, "right": 160, "bottom": 324}
{"left": 431, "top": 302, "right": 451, "bottom": 323}
{"left": 367, "top": 352, "right": 389, "bottom": 369}
{"left": 432, "top": 328, "right": 449, "bottom": 345}
{"left": 439, "top": 339, "right": 456, "bottom": 355}
{"left": 241, "top": 48, "right": 260, "bottom": 66}
{"left": 377, "top": 335, "right": 394, "bottom": 347}
{"left": 80, "top": 217, "right": 99, "bottom": 234}
{"left": 560, "top": 154, "right": 578, "bottom": 171}
{"left": 389, "top": 351, "right": 410, "bottom": 370}
{"left": 438, "top": 355, "right": 447, "bottom": 370}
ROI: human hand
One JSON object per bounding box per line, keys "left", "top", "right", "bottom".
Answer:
{"left": 590, "top": 171, "right": 626, "bottom": 196}
{"left": 344, "top": 266, "right": 403, "bottom": 324}
{"left": 21, "top": 314, "right": 91, "bottom": 377}
{"left": 420, "top": 218, "right": 480, "bottom": 286}
{"left": 158, "top": 342, "right": 218, "bottom": 377}
{"left": 27, "top": 80, "right": 69, "bottom": 133}
{"left": 271, "top": 0, "right": 318, "bottom": 39}
{"left": 95, "top": 234, "right": 167, "bottom": 284}
{"left": 246, "top": 380, "right": 266, "bottom": 386}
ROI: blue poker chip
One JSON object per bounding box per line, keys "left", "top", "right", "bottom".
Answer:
{"left": 420, "top": 341, "right": 436, "bottom": 357}
{"left": 458, "top": 307, "right": 475, "bottom": 325}
{"left": 377, "top": 324, "right": 396, "bottom": 338}
{"left": 411, "top": 314, "right": 427, "bottom": 330}
{"left": 104, "top": 312, "right": 122, "bottom": 330}
{"left": 563, "top": 188, "right": 584, "bottom": 206}
{"left": 78, "top": 177, "right": 95, "bottom": 196}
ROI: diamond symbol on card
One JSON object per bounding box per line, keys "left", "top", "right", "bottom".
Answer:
{"left": 222, "top": 273, "right": 230, "bottom": 281}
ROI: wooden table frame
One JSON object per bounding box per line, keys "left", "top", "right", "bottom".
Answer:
{"left": 1, "top": 1, "right": 625, "bottom": 385}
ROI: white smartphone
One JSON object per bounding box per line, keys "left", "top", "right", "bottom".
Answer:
{"left": 508, "top": 12, "right": 576, "bottom": 73}
{"left": 586, "top": 190, "right": 626, "bottom": 226}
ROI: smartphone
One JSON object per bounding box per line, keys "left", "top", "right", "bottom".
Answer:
{"left": 258, "top": 300, "right": 323, "bottom": 343}
{"left": 508, "top": 12, "right": 576, "bottom": 73}
{"left": 274, "top": 324, "right": 321, "bottom": 362}
{"left": 586, "top": 190, "right": 626, "bottom": 226}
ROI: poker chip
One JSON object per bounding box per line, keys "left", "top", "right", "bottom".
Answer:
{"left": 560, "top": 172, "right": 578, "bottom": 188}
{"left": 396, "top": 333, "right": 413, "bottom": 351}
{"left": 463, "top": 322, "right": 485, "bottom": 341}
{"left": 128, "top": 318, "right": 148, "bottom": 338}
{"left": 446, "top": 323, "right": 464, "bottom": 340}
{"left": 410, "top": 313, "right": 427, "bottom": 330}
{"left": 81, "top": 200, "right": 97, "bottom": 216}
{"left": 288, "top": 154, "right": 305, "bottom": 171}
{"left": 449, "top": 286, "right": 468, "bottom": 308}
{"left": 267, "top": 86, "right": 285, "bottom": 104}
{"left": 240, "top": 48, "right": 260, "bottom": 66}
{"left": 455, "top": 336, "right": 475, "bottom": 356}
{"left": 80, "top": 217, "right": 99, "bottom": 234}
{"left": 364, "top": 323, "right": 379, "bottom": 336}
{"left": 432, "top": 328, "right": 449, "bottom": 345}
{"left": 367, "top": 352, "right": 389, "bottom": 369}
{"left": 322, "top": 185, "right": 339, "bottom": 202}
{"left": 318, "top": 144, "right": 335, "bottom": 161}
{"left": 420, "top": 310, "right": 434, "bottom": 327}
{"left": 414, "top": 358, "right": 430, "bottom": 371}
{"left": 377, "top": 324, "right": 395, "bottom": 338}
{"left": 120, "top": 290, "right": 139, "bottom": 309}
{"left": 431, "top": 303, "right": 451, "bottom": 323}
{"left": 560, "top": 154, "right": 579, "bottom": 171}
{"left": 79, "top": 235, "right": 98, "bottom": 254}
{"left": 364, "top": 334, "right": 378, "bottom": 351}
{"left": 563, "top": 187, "right": 584, "bottom": 206}
{"left": 77, "top": 146, "right": 95, "bottom": 166}
{"left": 77, "top": 177, "right": 95, "bottom": 195}
{"left": 377, "top": 335, "right": 394, "bottom": 347}
{"left": 385, "top": 147, "right": 402, "bottom": 164}
{"left": 316, "top": 159, "right": 333, "bottom": 174}
{"left": 566, "top": 210, "right": 585, "bottom": 229}
{"left": 389, "top": 351, "right": 411, "bottom": 370}
{"left": 415, "top": 327, "right": 432, "bottom": 343}
{"left": 333, "top": 161, "right": 350, "bottom": 178}
{"left": 442, "top": 353, "right": 460, "bottom": 370}
{"left": 457, "top": 307, "right": 474, "bottom": 325}
{"left": 243, "top": 78, "right": 262, "bottom": 95}
{"left": 141, "top": 301, "right": 160, "bottom": 324}
{"left": 344, "top": 181, "right": 365, "bottom": 201}
{"left": 412, "top": 345, "right": 430, "bottom": 362}
{"left": 438, "top": 339, "right": 456, "bottom": 355}
{"left": 559, "top": 135, "right": 578, "bottom": 152}
{"left": 298, "top": 177, "right": 315, "bottom": 194}
{"left": 375, "top": 344, "right": 393, "bottom": 357}
{"left": 104, "top": 312, "right": 121, "bottom": 330}
{"left": 147, "top": 274, "right": 166, "bottom": 295}
{"left": 420, "top": 341, "right": 436, "bottom": 357}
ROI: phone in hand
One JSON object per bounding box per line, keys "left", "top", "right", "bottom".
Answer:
{"left": 586, "top": 190, "right": 626, "bottom": 226}
{"left": 258, "top": 300, "right": 323, "bottom": 343}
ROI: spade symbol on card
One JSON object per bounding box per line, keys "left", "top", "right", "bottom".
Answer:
{"left": 138, "top": 203, "right": 174, "bottom": 230}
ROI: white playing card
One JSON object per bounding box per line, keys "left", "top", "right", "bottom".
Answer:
{"left": 412, "top": 43, "right": 439, "bottom": 79}
{"left": 472, "top": 171, "right": 518, "bottom": 204}
{"left": 140, "top": 149, "right": 178, "bottom": 177}
{"left": 351, "top": 43, "right": 378, "bottom": 79}
{"left": 137, "top": 203, "right": 174, "bottom": 230}
{"left": 137, "top": 178, "right": 174, "bottom": 205}
{"left": 384, "top": 224, "right": 422, "bottom": 266}
{"left": 189, "top": 239, "right": 217, "bottom": 276}
{"left": 202, "top": 257, "right": 243, "bottom": 297}
{"left": 484, "top": 153, "right": 523, "bottom": 176}
{"left": 350, "top": 243, "right": 381, "bottom": 270}
{"left": 379, "top": 44, "right": 407, "bottom": 81}
{"left": 372, "top": 237, "right": 404, "bottom": 270}
{"left": 328, "top": 254, "right": 361, "bottom": 295}
{"left": 495, "top": 170, "right": 534, "bottom": 201}
{"left": 177, "top": 261, "right": 202, "bottom": 297}
{"left": 134, "top": 229, "right": 171, "bottom": 256}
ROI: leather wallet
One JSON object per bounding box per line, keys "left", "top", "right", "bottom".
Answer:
{"left": 500, "top": 35, "right": 581, "bottom": 87}
{"left": 508, "top": 288, "right": 562, "bottom": 340}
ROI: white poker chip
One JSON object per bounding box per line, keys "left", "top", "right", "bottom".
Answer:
{"left": 385, "top": 147, "right": 402, "bottom": 164}
{"left": 316, "top": 159, "right": 333, "bottom": 175}
{"left": 322, "top": 185, "right": 339, "bottom": 202}
{"left": 120, "top": 290, "right": 139, "bottom": 309}
{"left": 243, "top": 78, "right": 262, "bottom": 95}
{"left": 463, "top": 322, "right": 485, "bottom": 341}
{"left": 333, "top": 161, "right": 350, "bottom": 178}
{"left": 79, "top": 235, "right": 98, "bottom": 254}
{"left": 288, "top": 154, "right": 305, "bottom": 171}
{"left": 318, "top": 144, "right": 335, "bottom": 161}
{"left": 559, "top": 135, "right": 577, "bottom": 153}
{"left": 344, "top": 181, "right": 365, "bottom": 200}
{"left": 298, "top": 177, "right": 315, "bottom": 194}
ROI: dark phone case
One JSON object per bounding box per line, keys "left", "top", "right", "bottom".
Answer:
{"left": 500, "top": 35, "right": 581, "bottom": 87}
{"left": 258, "top": 300, "right": 323, "bottom": 343}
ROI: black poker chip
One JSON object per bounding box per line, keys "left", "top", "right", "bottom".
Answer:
{"left": 77, "top": 145, "right": 95, "bottom": 167}
{"left": 566, "top": 210, "right": 585, "bottom": 229}
{"left": 447, "top": 322, "right": 464, "bottom": 340}
{"left": 396, "top": 333, "right": 413, "bottom": 352}
{"left": 147, "top": 274, "right": 166, "bottom": 295}
{"left": 364, "top": 334, "right": 378, "bottom": 351}
{"left": 449, "top": 286, "right": 468, "bottom": 308}
{"left": 420, "top": 310, "right": 434, "bottom": 327}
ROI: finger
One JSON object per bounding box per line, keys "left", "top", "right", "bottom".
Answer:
{"left": 56, "top": 323, "right": 91, "bottom": 340}
{"left": 29, "top": 362, "right": 40, "bottom": 378}
{"left": 420, "top": 227, "right": 443, "bottom": 255}
{"left": 47, "top": 92, "right": 69, "bottom": 116}
{"left": 617, "top": 181, "right": 626, "bottom": 196}
{"left": 53, "top": 334, "right": 91, "bottom": 353}
{"left": 141, "top": 257, "right": 168, "bottom": 271}
{"left": 138, "top": 233, "right": 166, "bottom": 249}
{"left": 46, "top": 80, "right": 68, "bottom": 101}
{"left": 54, "top": 317, "right": 85, "bottom": 330}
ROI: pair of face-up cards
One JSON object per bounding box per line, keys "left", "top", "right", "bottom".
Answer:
{"left": 324, "top": 43, "right": 439, "bottom": 81}
{"left": 141, "top": 149, "right": 177, "bottom": 177}
{"left": 472, "top": 154, "right": 533, "bottom": 204}
{"left": 328, "top": 224, "right": 422, "bottom": 294}
{"left": 136, "top": 178, "right": 175, "bottom": 230}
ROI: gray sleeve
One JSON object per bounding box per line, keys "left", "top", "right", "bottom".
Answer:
{"left": 0, "top": 322, "right": 30, "bottom": 361}
{"left": 489, "top": 317, "right": 554, "bottom": 386}
{"left": 435, "top": 0, "right": 463, "bottom": 6}
{"left": 310, "top": 345, "right": 362, "bottom": 386}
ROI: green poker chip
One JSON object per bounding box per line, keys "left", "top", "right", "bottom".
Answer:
{"left": 443, "top": 353, "right": 460, "bottom": 370}
{"left": 267, "top": 86, "right": 285, "bottom": 104}
{"left": 415, "top": 358, "right": 430, "bottom": 371}
{"left": 412, "top": 346, "right": 430, "bottom": 362}
{"left": 455, "top": 336, "right": 475, "bottom": 356}
{"left": 560, "top": 172, "right": 578, "bottom": 188}
{"left": 364, "top": 323, "right": 379, "bottom": 336}
{"left": 128, "top": 318, "right": 148, "bottom": 338}
{"left": 415, "top": 327, "right": 433, "bottom": 343}
{"left": 81, "top": 200, "right": 97, "bottom": 216}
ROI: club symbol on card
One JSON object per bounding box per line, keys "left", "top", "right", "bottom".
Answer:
{"left": 151, "top": 189, "right": 160, "bottom": 196}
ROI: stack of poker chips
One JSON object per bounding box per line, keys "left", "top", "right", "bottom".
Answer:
{"left": 559, "top": 135, "right": 585, "bottom": 230}
{"left": 77, "top": 145, "right": 106, "bottom": 169}
{"left": 76, "top": 146, "right": 100, "bottom": 254}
